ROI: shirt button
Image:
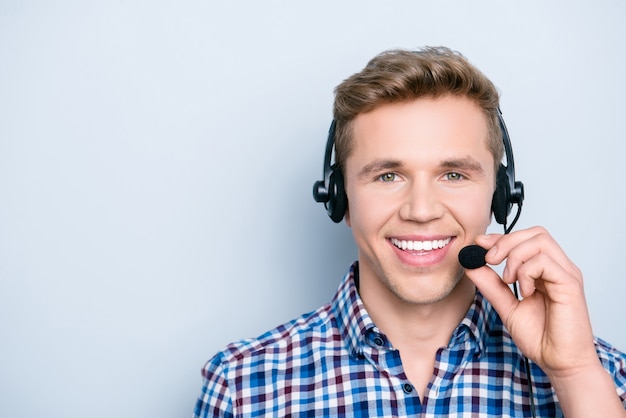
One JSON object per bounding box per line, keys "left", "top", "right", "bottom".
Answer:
{"left": 373, "top": 336, "right": 385, "bottom": 347}
{"left": 402, "top": 383, "right": 413, "bottom": 394}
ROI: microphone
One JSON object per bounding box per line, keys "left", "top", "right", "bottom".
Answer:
{"left": 458, "top": 245, "right": 488, "bottom": 269}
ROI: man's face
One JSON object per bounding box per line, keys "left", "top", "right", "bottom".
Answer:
{"left": 344, "top": 95, "right": 496, "bottom": 306}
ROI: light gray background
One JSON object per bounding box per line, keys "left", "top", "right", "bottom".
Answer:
{"left": 1, "top": 1, "right": 624, "bottom": 417}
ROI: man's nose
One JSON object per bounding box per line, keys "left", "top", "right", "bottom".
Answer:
{"left": 398, "top": 179, "right": 445, "bottom": 223}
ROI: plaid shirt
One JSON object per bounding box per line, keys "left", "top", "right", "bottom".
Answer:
{"left": 193, "top": 262, "right": 626, "bottom": 417}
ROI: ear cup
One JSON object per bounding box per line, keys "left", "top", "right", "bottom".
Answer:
{"left": 492, "top": 164, "right": 511, "bottom": 225}
{"left": 327, "top": 168, "right": 348, "bottom": 223}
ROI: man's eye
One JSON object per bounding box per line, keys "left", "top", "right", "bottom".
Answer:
{"left": 379, "top": 173, "right": 397, "bottom": 182}
{"left": 446, "top": 172, "right": 464, "bottom": 181}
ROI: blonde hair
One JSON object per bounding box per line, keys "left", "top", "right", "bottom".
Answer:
{"left": 333, "top": 47, "right": 503, "bottom": 173}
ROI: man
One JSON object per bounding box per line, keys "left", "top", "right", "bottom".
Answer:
{"left": 193, "top": 47, "right": 626, "bottom": 417}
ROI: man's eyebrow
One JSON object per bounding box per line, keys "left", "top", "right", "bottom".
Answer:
{"left": 357, "top": 159, "right": 404, "bottom": 179}
{"left": 440, "top": 157, "right": 486, "bottom": 173}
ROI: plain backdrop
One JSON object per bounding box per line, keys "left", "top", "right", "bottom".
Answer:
{"left": 1, "top": 1, "right": 625, "bottom": 417}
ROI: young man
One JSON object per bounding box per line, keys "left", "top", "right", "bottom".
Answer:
{"left": 193, "top": 47, "right": 626, "bottom": 417}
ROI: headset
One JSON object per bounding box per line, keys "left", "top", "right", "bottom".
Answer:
{"left": 313, "top": 109, "right": 525, "bottom": 231}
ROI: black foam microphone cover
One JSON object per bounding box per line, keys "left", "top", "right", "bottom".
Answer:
{"left": 458, "top": 245, "right": 488, "bottom": 269}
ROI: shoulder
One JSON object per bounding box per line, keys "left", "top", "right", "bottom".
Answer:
{"left": 205, "top": 302, "right": 337, "bottom": 375}
{"left": 594, "top": 337, "right": 626, "bottom": 365}
{"left": 588, "top": 337, "right": 626, "bottom": 407}
{"left": 194, "top": 304, "right": 338, "bottom": 416}
{"left": 594, "top": 337, "right": 626, "bottom": 393}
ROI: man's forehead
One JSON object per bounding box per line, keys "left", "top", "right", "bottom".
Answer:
{"left": 345, "top": 97, "right": 497, "bottom": 170}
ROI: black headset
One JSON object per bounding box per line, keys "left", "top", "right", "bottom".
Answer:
{"left": 313, "top": 109, "right": 524, "bottom": 229}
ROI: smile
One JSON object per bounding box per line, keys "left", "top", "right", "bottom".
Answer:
{"left": 391, "top": 237, "right": 452, "bottom": 251}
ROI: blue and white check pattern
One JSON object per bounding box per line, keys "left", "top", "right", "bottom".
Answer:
{"left": 193, "top": 262, "right": 626, "bottom": 417}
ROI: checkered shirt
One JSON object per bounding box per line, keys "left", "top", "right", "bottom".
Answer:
{"left": 193, "top": 262, "right": 626, "bottom": 417}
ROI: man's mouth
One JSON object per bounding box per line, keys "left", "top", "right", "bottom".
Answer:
{"left": 390, "top": 237, "right": 452, "bottom": 251}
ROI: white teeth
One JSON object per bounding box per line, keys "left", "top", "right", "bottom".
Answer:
{"left": 391, "top": 237, "right": 451, "bottom": 251}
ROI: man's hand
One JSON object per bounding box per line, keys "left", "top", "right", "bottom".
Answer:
{"left": 464, "top": 226, "right": 626, "bottom": 417}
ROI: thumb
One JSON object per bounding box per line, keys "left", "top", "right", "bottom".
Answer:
{"left": 465, "top": 265, "right": 518, "bottom": 323}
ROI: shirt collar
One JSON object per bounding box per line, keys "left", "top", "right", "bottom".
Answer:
{"left": 331, "top": 262, "right": 377, "bottom": 358}
{"left": 331, "top": 262, "right": 499, "bottom": 357}
{"left": 453, "top": 290, "right": 498, "bottom": 355}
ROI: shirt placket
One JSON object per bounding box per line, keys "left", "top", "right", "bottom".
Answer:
{"left": 361, "top": 328, "right": 422, "bottom": 415}
{"left": 422, "top": 328, "right": 478, "bottom": 416}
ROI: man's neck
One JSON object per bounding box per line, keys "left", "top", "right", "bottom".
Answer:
{"left": 359, "top": 274, "right": 476, "bottom": 352}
